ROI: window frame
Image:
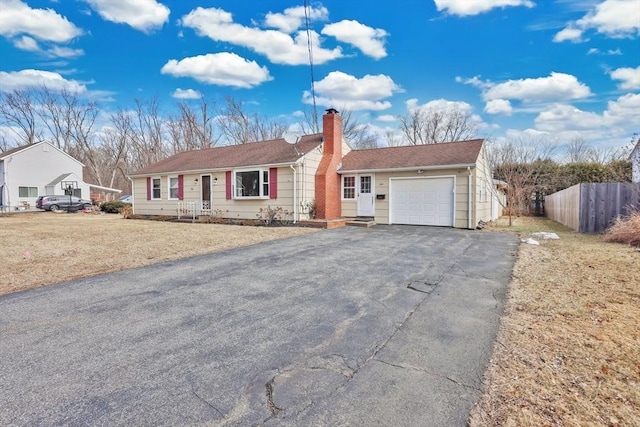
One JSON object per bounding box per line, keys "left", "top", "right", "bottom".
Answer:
{"left": 151, "top": 177, "right": 162, "bottom": 200}
{"left": 233, "top": 168, "right": 270, "bottom": 199}
{"left": 18, "top": 186, "right": 38, "bottom": 198}
{"left": 342, "top": 175, "right": 356, "bottom": 200}
{"left": 168, "top": 176, "right": 179, "bottom": 200}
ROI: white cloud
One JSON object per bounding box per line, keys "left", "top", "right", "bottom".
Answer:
{"left": 303, "top": 71, "right": 401, "bottom": 111}
{"left": 554, "top": 0, "right": 640, "bottom": 43}
{"left": 485, "top": 99, "right": 513, "bottom": 115}
{"left": 321, "top": 20, "right": 388, "bottom": 59}
{"left": 604, "top": 92, "right": 640, "bottom": 122}
{"left": 535, "top": 104, "right": 604, "bottom": 131}
{"left": 264, "top": 5, "right": 328, "bottom": 33}
{"left": 610, "top": 65, "right": 640, "bottom": 90}
{"left": 48, "top": 46, "right": 84, "bottom": 58}
{"left": 12, "top": 35, "right": 84, "bottom": 58}
{"left": 84, "top": 0, "right": 169, "bottom": 33}
{"left": 483, "top": 72, "right": 592, "bottom": 102}
{"left": 406, "top": 98, "right": 475, "bottom": 114}
{"left": 535, "top": 93, "right": 640, "bottom": 132}
{"left": 0, "top": 0, "right": 82, "bottom": 42}
{"left": 377, "top": 114, "right": 397, "bottom": 122}
{"left": 0, "top": 69, "right": 87, "bottom": 92}
{"left": 161, "top": 52, "right": 272, "bottom": 89}
{"left": 180, "top": 7, "right": 342, "bottom": 65}
{"left": 171, "top": 88, "right": 202, "bottom": 99}
{"left": 553, "top": 26, "right": 584, "bottom": 42}
{"left": 13, "top": 35, "right": 39, "bottom": 51}
{"left": 455, "top": 75, "right": 492, "bottom": 90}
{"left": 433, "top": 0, "right": 534, "bottom": 16}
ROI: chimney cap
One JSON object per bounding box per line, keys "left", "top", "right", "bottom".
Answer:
{"left": 325, "top": 108, "right": 339, "bottom": 115}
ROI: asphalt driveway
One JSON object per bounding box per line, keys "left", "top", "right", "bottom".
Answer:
{"left": 0, "top": 225, "right": 517, "bottom": 426}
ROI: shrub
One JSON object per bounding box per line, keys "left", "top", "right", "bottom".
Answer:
{"left": 120, "top": 205, "right": 133, "bottom": 219}
{"left": 603, "top": 210, "right": 640, "bottom": 247}
{"left": 101, "top": 200, "right": 126, "bottom": 213}
{"left": 256, "top": 206, "right": 293, "bottom": 226}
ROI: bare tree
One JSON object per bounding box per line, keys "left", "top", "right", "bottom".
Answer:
{"left": 217, "top": 97, "right": 287, "bottom": 145}
{"left": 166, "top": 99, "right": 219, "bottom": 153}
{"left": 0, "top": 89, "right": 43, "bottom": 146}
{"left": 127, "top": 97, "right": 167, "bottom": 169}
{"left": 565, "top": 137, "right": 591, "bottom": 163}
{"left": 385, "top": 130, "right": 404, "bottom": 147}
{"left": 487, "top": 135, "right": 557, "bottom": 225}
{"left": 398, "top": 105, "right": 478, "bottom": 145}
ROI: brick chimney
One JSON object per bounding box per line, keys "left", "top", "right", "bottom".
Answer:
{"left": 315, "top": 108, "right": 343, "bottom": 219}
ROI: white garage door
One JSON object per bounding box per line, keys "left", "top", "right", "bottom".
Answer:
{"left": 390, "top": 177, "right": 454, "bottom": 226}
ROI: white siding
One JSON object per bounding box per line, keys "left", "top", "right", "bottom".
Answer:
{"left": 0, "top": 143, "right": 84, "bottom": 210}
{"left": 132, "top": 150, "right": 323, "bottom": 222}
{"left": 352, "top": 168, "right": 472, "bottom": 228}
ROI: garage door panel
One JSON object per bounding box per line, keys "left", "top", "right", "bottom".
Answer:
{"left": 391, "top": 178, "right": 454, "bottom": 226}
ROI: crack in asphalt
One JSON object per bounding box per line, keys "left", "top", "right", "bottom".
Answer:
{"left": 191, "top": 388, "right": 225, "bottom": 418}
{"left": 265, "top": 376, "right": 283, "bottom": 416}
{"left": 373, "top": 359, "right": 481, "bottom": 392}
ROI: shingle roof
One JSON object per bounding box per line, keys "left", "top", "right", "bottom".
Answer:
{"left": 129, "top": 134, "right": 324, "bottom": 176}
{"left": 339, "top": 139, "right": 484, "bottom": 172}
{"left": 0, "top": 143, "right": 33, "bottom": 159}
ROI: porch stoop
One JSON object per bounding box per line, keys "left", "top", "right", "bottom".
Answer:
{"left": 346, "top": 217, "right": 377, "bottom": 228}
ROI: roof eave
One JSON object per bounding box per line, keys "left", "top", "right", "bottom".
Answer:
{"left": 338, "top": 163, "right": 477, "bottom": 174}
{"left": 128, "top": 160, "right": 301, "bottom": 178}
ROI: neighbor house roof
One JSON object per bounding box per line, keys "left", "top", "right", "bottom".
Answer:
{"left": 339, "top": 139, "right": 484, "bottom": 173}
{"left": 0, "top": 141, "right": 85, "bottom": 166}
{"left": 129, "top": 134, "right": 324, "bottom": 176}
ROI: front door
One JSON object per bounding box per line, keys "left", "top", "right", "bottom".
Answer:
{"left": 201, "top": 175, "right": 212, "bottom": 212}
{"left": 357, "top": 175, "right": 374, "bottom": 217}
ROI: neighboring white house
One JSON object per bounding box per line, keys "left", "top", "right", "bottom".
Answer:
{"left": 630, "top": 138, "right": 640, "bottom": 184}
{"left": 0, "top": 142, "right": 120, "bottom": 210}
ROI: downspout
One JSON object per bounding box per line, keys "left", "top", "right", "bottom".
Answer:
{"left": 467, "top": 166, "right": 472, "bottom": 229}
{"left": 290, "top": 164, "right": 297, "bottom": 223}
{"left": 128, "top": 177, "right": 134, "bottom": 215}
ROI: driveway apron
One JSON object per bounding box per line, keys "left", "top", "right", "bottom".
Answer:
{"left": 0, "top": 225, "right": 517, "bottom": 426}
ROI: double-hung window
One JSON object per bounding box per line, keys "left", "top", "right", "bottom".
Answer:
{"left": 234, "top": 169, "right": 269, "bottom": 198}
{"left": 152, "top": 178, "right": 161, "bottom": 199}
{"left": 18, "top": 187, "right": 38, "bottom": 197}
{"left": 168, "top": 176, "right": 179, "bottom": 200}
{"left": 342, "top": 176, "right": 355, "bottom": 199}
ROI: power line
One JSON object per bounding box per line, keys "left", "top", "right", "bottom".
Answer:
{"left": 304, "top": 0, "right": 319, "bottom": 132}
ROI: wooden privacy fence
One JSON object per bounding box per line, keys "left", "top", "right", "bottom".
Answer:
{"left": 545, "top": 183, "right": 640, "bottom": 233}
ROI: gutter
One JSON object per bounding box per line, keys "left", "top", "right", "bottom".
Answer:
{"left": 337, "top": 163, "right": 476, "bottom": 174}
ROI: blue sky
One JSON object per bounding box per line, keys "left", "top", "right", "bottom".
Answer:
{"left": 0, "top": 0, "right": 639, "bottom": 154}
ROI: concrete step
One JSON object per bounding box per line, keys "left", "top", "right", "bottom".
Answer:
{"left": 346, "top": 220, "right": 377, "bottom": 228}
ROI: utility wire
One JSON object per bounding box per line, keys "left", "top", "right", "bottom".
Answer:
{"left": 304, "top": 0, "right": 319, "bottom": 132}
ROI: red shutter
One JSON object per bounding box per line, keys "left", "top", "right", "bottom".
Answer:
{"left": 178, "top": 175, "right": 184, "bottom": 200}
{"left": 146, "top": 177, "right": 151, "bottom": 200}
{"left": 269, "top": 167, "right": 277, "bottom": 199}
{"left": 225, "top": 171, "right": 232, "bottom": 200}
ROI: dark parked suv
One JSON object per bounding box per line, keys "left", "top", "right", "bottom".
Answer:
{"left": 36, "top": 195, "right": 93, "bottom": 212}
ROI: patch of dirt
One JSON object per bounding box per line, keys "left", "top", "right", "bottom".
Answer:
{"left": 470, "top": 216, "right": 640, "bottom": 427}
{"left": 0, "top": 212, "right": 316, "bottom": 296}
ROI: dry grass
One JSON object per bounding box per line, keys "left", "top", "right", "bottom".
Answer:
{"left": 604, "top": 211, "right": 640, "bottom": 247}
{"left": 0, "top": 212, "right": 316, "bottom": 296}
{"left": 470, "top": 216, "right": 640, "bottom": 427}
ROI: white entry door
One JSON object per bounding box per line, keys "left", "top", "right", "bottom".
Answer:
{"left": 357, "top": 175, "right": 374, "bottom": 217}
